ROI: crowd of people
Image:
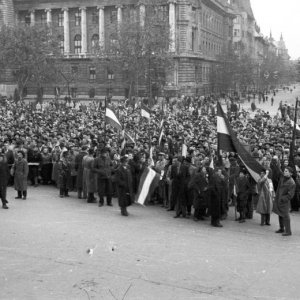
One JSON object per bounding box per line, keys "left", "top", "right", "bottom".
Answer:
{"left": 0, "top": 85, "right": 299, "bottom": 236}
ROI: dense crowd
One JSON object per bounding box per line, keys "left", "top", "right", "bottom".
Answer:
{"left": 0, "top": 86, "right": 299, "bottom": 236}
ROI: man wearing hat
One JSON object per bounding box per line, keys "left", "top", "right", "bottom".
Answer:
{"left": 75, "top": 145, "right": 88, "bottom": 199}
{"left": 93, "top": 147, "right": 113, "bottom": 207}
{"left": 115, "top": 155, "right": 133, "bottom": 216}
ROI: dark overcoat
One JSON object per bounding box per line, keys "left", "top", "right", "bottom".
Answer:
{"left": 115, "top": 165, "right": 133, "bottom": 208}
{"left": 14, "top": 158, "right": 28, "bottom": 191}
{"left": 0, "top": 158, "right": 10, "bottom": 187}
{"left": 273, "top": 176, "right": 296, "bottom": 217}
{"left": 75, "top": 151, "right": 87, "bottom": 189}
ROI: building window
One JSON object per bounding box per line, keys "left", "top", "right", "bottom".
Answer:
{"left": 58, "top": 35, "right": 64, "bottom": 54}
{"left": 91, "top": 34, "right": 99, "bottom": 53}
{"left": 71, "top": 66, "right": 78, "bottom": 75}
{"left": 58, "top": 12, "right": 63, "bottom": 26}
{"left": 75, "top": 11, "right": 81, "bottom": 26}
{"left": 74, "top": 35, "right": 82, "bottom": 54}
{"left": 191, "top": 28, "right": 196, "bottom": 51}
{"left": 110, "top": 10, "right": 117, "bottom": 23}
{"left": 107, "top": 68, "right": 115, "bottom": 80}
{"left": 89, "top": 67, "right": 96, "bottom": 80}
{"left": 71, "top": 88, "right": 77, "bottom": 98}
{"left": 23, "top": 87, "right": 28, "bottom": 97}
{"left": 92, "top": 10, "right": 99, "bottom": 24}
{"left": 41, "top": 13, "right": 47, "bottom": 24}
{"left": 89, "top": 88, "right": 96, "bottom": 98}
{"left": 156, "top": 5, "right": 168, "bottom": 20}
{"left": 234, "top": 29, "right": 239, "bottom": 37}
{"left": 25, "top": 14, "right": 31, "bottom": 25}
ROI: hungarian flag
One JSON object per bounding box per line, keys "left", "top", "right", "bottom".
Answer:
{"left": 120, "top": 130, "right": 136, "bottom": 150}
{"left": 105, "top": 107, "right": 122, "bottom": 131}
{"left": 136, "top": 167, "right": 160, "bottom": 205}
{"left": 217, "top": 102, "right": 264, "bottom": 182}
{"left": 141, "top": 104, "right": 151, "bottom": 120}
{"left": 158, "top": 120, "right": 165, "bottom": 146}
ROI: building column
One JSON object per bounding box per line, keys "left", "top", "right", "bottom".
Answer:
{"left": 30, "top": 9, "right": 35, "bottom": 26}
{"left": 80, "top": 7, "right": 87, "bottom": 54}
{"left": 168, "top": 0, "right": 176, "bottom": 52}
{"left": 116, "top": 5, "right": 123, "bottom": 28}
{"left": 138, "top": 2, "right": 145, "bottom": 27}
{"left": 97, "top": 6, "right": 105, "bottom": 50}
{"left": 45, "top": 8, "right": 52, "bottom": 24}
{"left": 62, "top": 8, "right": 70, "bottom": 54}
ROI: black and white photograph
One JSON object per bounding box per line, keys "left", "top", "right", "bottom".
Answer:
{"left": 0, "top": 0, "right": 300, "bottom": 299}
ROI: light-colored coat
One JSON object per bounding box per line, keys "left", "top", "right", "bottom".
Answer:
{"left": 256, "top": 176, "right": 273, "bottom": 214}
{"left": 13, "top": 158, "right": 28, "bottom": 191}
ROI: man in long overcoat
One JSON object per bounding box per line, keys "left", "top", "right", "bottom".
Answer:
{"left": 93, "top": 148, "right": 113, "bottom": 207}
{"left": 115, "top": 156, "right": 133, "bottom": 216}
{"left": 0, "top": 152, "right": 10, "bottom": 209}
{"left": 273, "top": 166, "right": 296, "bottom": 236}
{"left": 82, "top": 148, "right": 97, "bottom": 203}
{"left": 13, "top": 151, "right": 29, "bottom": 200}
{"left": 75, "top": 145, "right": 88, "bottom": 199}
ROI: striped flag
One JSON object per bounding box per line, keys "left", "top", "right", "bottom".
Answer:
{"left": 124, "top": 131, "right": 135, "bottom": 144}
{"left": 158, "top": 120, "right": 165, "bottom": 146}
{"left": 217, "top": 102, "right": 264, "bottom": 182}
{"left": 136, "top": 167, "right": 160, "bottom": 205}
{"left": 141, "top": 104, "right": 151, "bottom": 120}
{"left": 105, "top": 107, "right": 122, "bottom": 131}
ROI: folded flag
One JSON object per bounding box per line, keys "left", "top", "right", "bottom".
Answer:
{"left": 105, "top": 107, "right": 122, "bottom": 131}
{"left": 136, "top": 167, "right": 160, "bottom": 205}
{"left": 217, "top": 102, "right": 264, "bottom": 182}
{"left": 141, "top": 104, "right": 151, "bottom": 120}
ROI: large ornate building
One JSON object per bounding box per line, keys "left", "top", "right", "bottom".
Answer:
{"left": 0, "top": 0, "right": 291, "bottom": 99}
{"left": 1, "top": 0, "right": 235, "bottom": 100}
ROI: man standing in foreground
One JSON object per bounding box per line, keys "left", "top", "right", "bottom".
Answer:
{"left": 0, "top": 151, "right": 9, "bottom": 209}
{"left": 115, "top": 156, "right": 133, "bottom": 216}
{"left": 273, "top": 167, "right": 296, "bottom": 236}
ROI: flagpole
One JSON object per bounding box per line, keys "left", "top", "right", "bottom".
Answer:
{"left": 104, "top": 96, "right": 107, "bottom": 145}
{"left": 289, "top": 97, "right": 299, "bottom": 173}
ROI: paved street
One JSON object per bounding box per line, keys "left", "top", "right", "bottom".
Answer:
{"left": 238, "top": 84, "right": 300, "bottom": 117}
{"left": 1, "top": 184, "right": 300, "bottom": 300}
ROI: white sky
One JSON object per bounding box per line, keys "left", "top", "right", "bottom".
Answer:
{"left": 251, "top": 0, "right": 300, "bottom": 60}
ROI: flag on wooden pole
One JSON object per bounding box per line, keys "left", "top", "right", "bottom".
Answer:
{"left": 158, "top": 120, "right": 165, "bottom": 146}
{"left": 141, "top": 104, "right": 151, "bottom": 120}
{"left": 217, "top": 102, "right": 264, "bottom": 182}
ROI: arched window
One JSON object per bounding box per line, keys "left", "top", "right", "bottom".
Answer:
{"left": 74, "top": 35, "right": 82, "bottom": 54}
{"left": 58, "top": 35, "right": 64, "bottom": 54}
{"left": 91, "top": 34, "right": 99, "bottom": 53}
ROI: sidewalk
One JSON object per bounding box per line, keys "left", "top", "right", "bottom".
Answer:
{"left": 1, "top": 185, "right": 300, "bottom": 300}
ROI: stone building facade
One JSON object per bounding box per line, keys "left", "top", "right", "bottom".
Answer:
{"left": 2, "top": 0, "right": 235, "bottom": 99}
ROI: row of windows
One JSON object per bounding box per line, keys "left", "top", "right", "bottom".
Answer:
{"left": 22, "top": 5, "right": 153, "bottom": 27}
{"left": 201, "top": 9, "right": 223, "bottom": 35}
{"left": 69, "top": 65, "right": 114, "bottom": 81}
{"left": 58, "top": 34, "right": 118, "bottom": 54}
